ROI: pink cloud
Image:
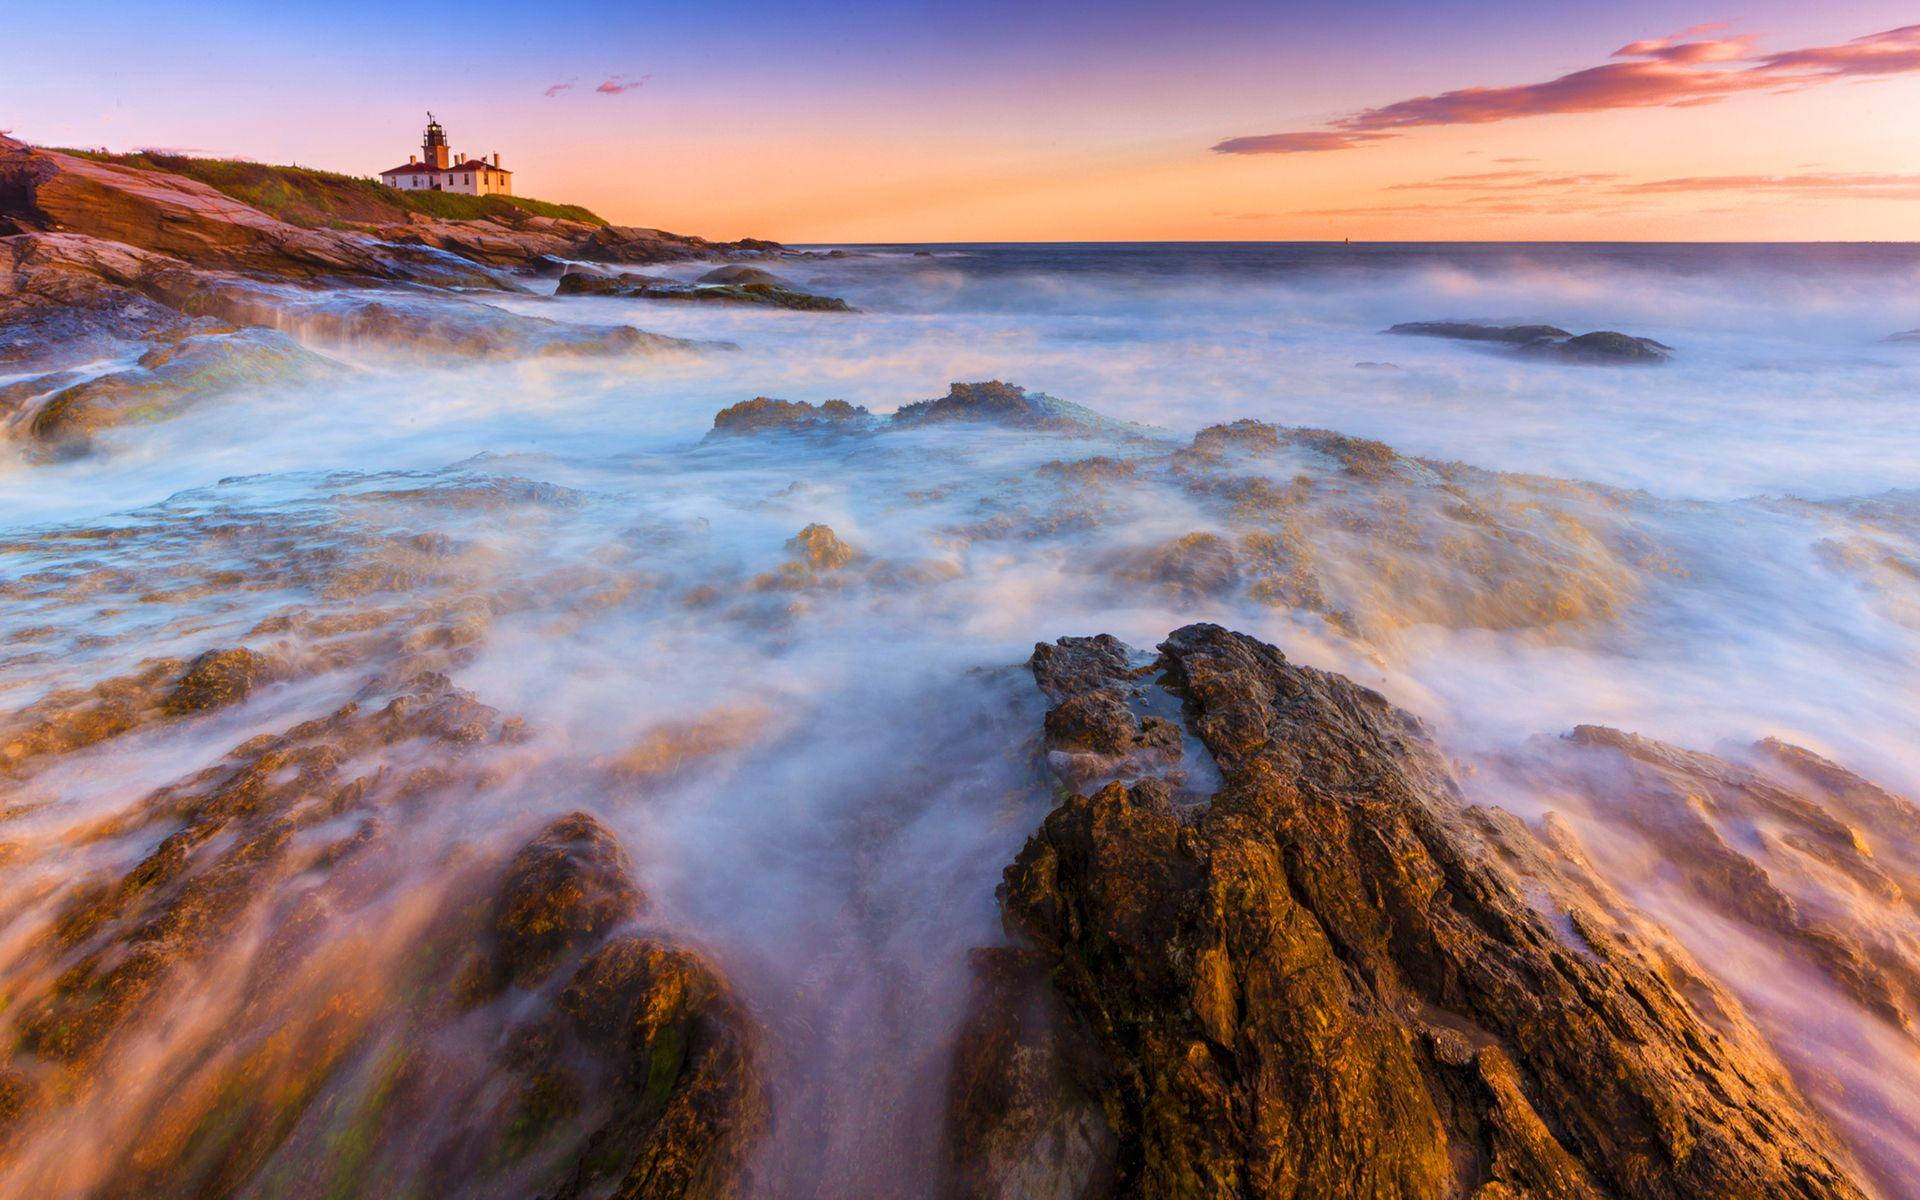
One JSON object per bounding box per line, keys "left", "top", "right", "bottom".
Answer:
{"left": 1214, "top": 21, "right": 1920, "bottom": 154}
{"left": 543, "top": 82, "right": 575, "bottom": 98}
{"left": 1756, "top": 23, "right": 1920, "bottom": 76}
{"left": 595, "top": 74, "right": 651, "bottom": 95}
{"left": 1208, "top": 130, "right": 1392, "bottom": 154}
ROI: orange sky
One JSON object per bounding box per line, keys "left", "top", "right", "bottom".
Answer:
{"left": 7, "top": 3, "right": 1919, "bottom": 241}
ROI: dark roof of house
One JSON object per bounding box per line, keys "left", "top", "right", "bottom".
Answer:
{"left": 378, "top": 159, "right": 512, "bottom": 177}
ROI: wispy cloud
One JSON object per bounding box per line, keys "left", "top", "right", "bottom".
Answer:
{"left": 595, "top": 74, "right": 651, "bottom": 95}
{"left": 1385, "top": 170, "right": 1623, "bottom": 192}
{"left": 1214, "top": 22, "right": 1920, "bottom": 154}
{"left": 1210, "top": 130, "right": 1393, "bottom": 154}
{"left": 1619, "top": 172, "right": 1920, "bottom": 200}
{"left": 1315, "top": 167, "right": 1920, "bottom": 222}
{"left": 545, "top": 73, "right": 651, "bottom": 98}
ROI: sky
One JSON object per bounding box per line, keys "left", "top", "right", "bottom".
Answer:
{"left": 3, "top": 1, "right": 1917, "bottom": 241}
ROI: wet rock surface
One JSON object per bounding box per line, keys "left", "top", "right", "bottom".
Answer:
{"left": 948, "top": 624, "right": 1876, "bottom": 1200}
{"left": 0, "top": 665, "right": 764, "bottom": 1198}
{"left": 27, "top": 326, "right": 342, "bottom": 455}
{"left": 1503, "top": 726, "right": 1920, "bottom": 1035}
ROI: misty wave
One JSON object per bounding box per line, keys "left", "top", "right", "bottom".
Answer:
{"left": 4, "top": 245, "right": 1920, "bottom": 1196}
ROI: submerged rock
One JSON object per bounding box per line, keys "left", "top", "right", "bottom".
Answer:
{"left": 1110, "top": 531, "right": 1239, "bottom": 598}
{"left": 1387, "top": 320, "right": 1572, "bottom": 344}
{"left": 553, "top": 262, "right": 850, "bottom": 310}
{"left": 27, "top": 326, "right": 342, "bottom": 456}
{"left": 1388, "top": 320, "right": 1672, "bottom": 363}
{"left": 696, "top": 265, "right": 786, "bottom": 287}
{"left": 1507, "top": 726, "right": 1920, "bottom": 1035}
{"left": 489, "top": 812, "right": 645, "bottom": 990}
{"left": 176, "top": 282, "right": 704, "bottom": 361}
{"left": 708, "top": 396, "right": 873, "bottom": 436}
{"left": 553, "top": 266, "right": 676, "bottom": 296}
{"left": 1523, "top": 329, "right": 1673, "bottom": 363}
{"left": 786, "top": 523, "right": 857, "bottom": 570}
{"left": 948, "top": 624, "right": 1874, "bottom": 1200}
{"left": 892, "top": 381, "right": 1125, "bottom": 436}
{"left": 162, "top": 647, "right": 272, "bottom": 715}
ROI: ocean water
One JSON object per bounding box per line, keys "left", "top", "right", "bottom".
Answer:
{"left": 4, "top": 242, "right": 1920, "bottom": 1195}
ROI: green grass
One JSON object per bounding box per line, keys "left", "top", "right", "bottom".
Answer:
{"left": 59, "top": 149, "right": 606, "bottom": 229}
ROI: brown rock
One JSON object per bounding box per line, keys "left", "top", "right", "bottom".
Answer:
{"left": 709, "top": 396, "right": 871, "bottom": 436}
{"left": 491, "top": 811, "right": 645, "bottom": 989}
{"left": 162, "top": 647, "right": 271, "bottom": 715}
{"left": 950, "top": 624, "right": 1873, "bottom": 1200}
{"left": 787, "top": 523, "right": 857, "bottom": 570}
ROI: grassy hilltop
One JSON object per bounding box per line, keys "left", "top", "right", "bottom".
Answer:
{"left": 61, "top": 149, "right": 607, "bottom": 229}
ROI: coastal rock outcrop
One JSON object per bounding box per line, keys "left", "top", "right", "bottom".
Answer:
{"left": 946, "top": 625, "right": 1874, "bottom": 1200}
{"left": 0, "top": 136, "right": 505, "bottom": 287}
{"left": 2, "top": 136, "right": 798, "bottom": 284}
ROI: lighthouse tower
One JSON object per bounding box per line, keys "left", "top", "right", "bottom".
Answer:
{"left": 421, "top": 114, "right": 451, "bottom": 170}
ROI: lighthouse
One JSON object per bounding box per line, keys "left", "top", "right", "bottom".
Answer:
{"left": 377, "top": 114, "right": 513, "bottom": 196}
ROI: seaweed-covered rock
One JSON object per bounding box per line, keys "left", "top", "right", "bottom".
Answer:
{"left": 948, "top": 624, "right": 1873, "bottom": 1200}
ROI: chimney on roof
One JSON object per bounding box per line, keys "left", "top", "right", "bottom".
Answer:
{"left": 492, "top": 152, "right": 500, "bottom": 167}
{"left": 409, "top": 154, "right": 417, "bottom": 164}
